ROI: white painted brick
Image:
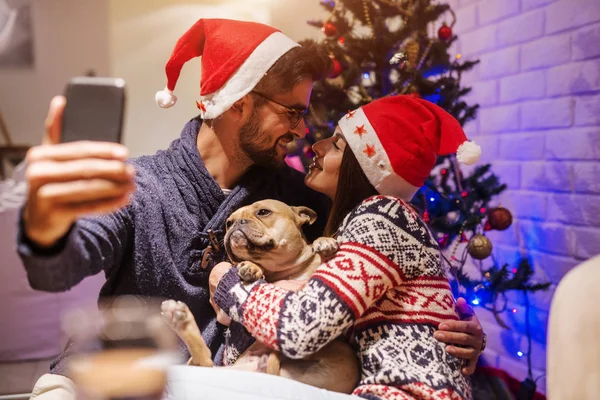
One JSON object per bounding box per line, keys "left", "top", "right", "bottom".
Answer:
{"left": 478, "top": 0, "right": 520, "bottom": 25}
{"left": 572, "top": 227, "right": 600, "bottom": 259}
{"left": 545, "top": 127, "right": 600, "bottom": 160}
{"left": 546, "top": 0, "right": 600, "bottom": 35}
{"left": 573, "top": 162, "right": 600, "bottom": 194}
{"left": 480, "top": 46, "right": 520, "bottom": 79}
{"left": 461, "top": 61, "right": 480, "bottom": 87}
{"left": 521, "top": 161, "right": 572, "bottom": 192}
{"left": 465, "top": 80, "right": 498, "bottom": 107}
{"left": 497, "top": 10, "right": 545, "bottom": 47}
{"left": 504, "top": 302, "right": 550, "bottom": 346}
{"left": 499, "top": 71, "right": 546, "bottom": 103}
{"left": 522, "top": 33, "right": 571, "bottom": 71}
{"left": 529, "top": 250, "right": 579, "bottom": 283}
{"left": 479, "top": 104, "right": 520, "bottom": 133}
{"left": 522, "top": 0, "right": 558, "bottom": 11}
{"left": 575, "top": 94, "right": 600, "bottom": 126}
{"left": 454, "top": 3, "right": 477, "bottom": 34}
{"left": 499, "top": 133, "right": 545, "bottom": 160}
{"left": 459, "top": 25, "right": 497, "bottom": 56}
{"left": 458, "top": 0, "right": 481, "bottom": 6}
{"left": 573, "top": 22, "right": 600, "bottom": 60}
{"left": 509, "top": 190, "right": 548, "bottom": 219}
{"left": 446, "top": 0, "right": 459, "bottom": 9}
{"left": 505, "top": 284, "right": 557, "bottom": 312}
{"left": 547, "top": 193, "right": 600, "bottom": 226}
{"left": 486, "top": 222, "right": 520, "bottom": 246}
{"left": 521, "top": 97, "right": 574, "bottom": 129}
{"left": 547, "top": 59, "right": 600, "bottom": 96}
{"left": 489, "top": 161, "right": 522, "bottom": 189}
{"left": 519, "top": 221, "right": 572, "bottom": 256}
{"left": 473, "top": 134, "right": 499, "bottom": 162}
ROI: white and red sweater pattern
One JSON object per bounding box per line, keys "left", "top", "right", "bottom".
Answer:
{"left": 214, "top": 195, "right": 472, "bottom": 400}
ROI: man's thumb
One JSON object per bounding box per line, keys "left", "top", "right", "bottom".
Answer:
{"left": 43, "top": 96, "right": 66, "bottom": 145}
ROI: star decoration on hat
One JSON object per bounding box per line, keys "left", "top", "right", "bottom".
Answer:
{"left": 354, "top": 124, "right": 367, "bottom": 138}
{"left": 196, "top": 100, "right": 206, "bottom": 112}
{"left": 363, "top": 144, "right": 376, "bottom": 158}
{"left": 346, "top": 110, "right": 356, "bottom": 120}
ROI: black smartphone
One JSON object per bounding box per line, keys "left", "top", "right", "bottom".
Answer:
{"left": 61, "top": 77, "right": 126, "bottom": 143}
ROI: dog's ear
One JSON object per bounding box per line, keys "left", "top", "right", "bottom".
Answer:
{"left": 291, "top": 206, "right": 317, "bottom": 226}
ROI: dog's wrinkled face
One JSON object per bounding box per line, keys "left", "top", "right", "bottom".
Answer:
{"left": 224, "top": 200, "right": 317, "bottom": 271}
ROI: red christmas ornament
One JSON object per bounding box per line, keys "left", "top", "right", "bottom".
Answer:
{"left": 423, "top": 211, "right": 430, "bottom": 223}
{"left": 328, "top": 57, "right": 343, "bottom": 78}
{"left": 438, "top": 23, "right": 453, "bottom": 41}
{"left": 487, "top": 207, "right": 513, "bottom": 231}
{"left": 338, "top": 36, "right": 345, "bottom": 45}
{"left": 461, "top": 191, "right": 468, "bottom": 198}
{"left": 323, "top": 22, "right": 338, "bottom": 37}
{"left": 441, "top": 168, "right": 448, "bottom": 176}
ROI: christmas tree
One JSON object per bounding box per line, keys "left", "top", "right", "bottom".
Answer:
{"left": 288, "top": 0, "right": 550, "bottom": 385}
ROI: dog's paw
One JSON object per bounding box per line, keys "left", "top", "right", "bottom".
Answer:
{"left": 312, "top": 237, "right": 339, "bottom": 260}
{"left": 161, "top": 300, "right": 193, "bottom": 332}
{"left": 237, "top": 261, "right": 264, "bottom": 282}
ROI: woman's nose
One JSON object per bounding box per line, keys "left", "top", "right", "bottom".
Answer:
{"left": 312, "top": 140, "right": 325, "bottom": 156}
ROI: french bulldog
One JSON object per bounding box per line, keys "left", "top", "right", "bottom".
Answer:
{"left": 162, "top": 200, "right": 360, "bottom": 394}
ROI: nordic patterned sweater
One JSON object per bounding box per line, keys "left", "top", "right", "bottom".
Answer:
{"left": 16, "top": 117, "right": 329, "bottom": 375}
{"left": 214, "top": 195, "right": 472, "bottom": 400}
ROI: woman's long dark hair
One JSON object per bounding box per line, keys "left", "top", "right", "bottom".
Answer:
{"left": 324, "top": 146, "right": 378, "bottom": 237}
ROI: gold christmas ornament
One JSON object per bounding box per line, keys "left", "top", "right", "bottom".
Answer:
{"left": 467, "top": 234, "right": 493, "bottom": 260}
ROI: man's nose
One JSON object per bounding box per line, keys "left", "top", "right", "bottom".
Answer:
{"left": 291, "top": 118, "right": 307, "bottom": 139}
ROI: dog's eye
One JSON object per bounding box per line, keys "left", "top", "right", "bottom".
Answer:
{"left": 256, "top": 209, "right": 271, "bottom": 217}
{"left": 226, "top": 220, "right": 233, "bottom": 229}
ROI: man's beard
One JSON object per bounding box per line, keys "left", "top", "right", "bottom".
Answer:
{"left": 238, "top": 108, "right": 292, "bottom": 169}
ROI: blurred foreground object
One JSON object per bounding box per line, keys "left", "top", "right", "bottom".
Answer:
{"left": 548, "top": 255, "right": 600, "bottom": 399}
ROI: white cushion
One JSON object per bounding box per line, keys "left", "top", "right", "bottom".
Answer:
{"left": 165, "top": 366, "right": 361, "bottom": 400}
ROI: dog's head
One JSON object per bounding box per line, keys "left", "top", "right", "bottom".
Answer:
{"left": 224, "top": 200, "right": 317, "bottom": 272}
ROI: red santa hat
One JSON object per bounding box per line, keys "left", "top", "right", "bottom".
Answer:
{"left": 338, "top": 95, "right": 481, "bottom": 200}
{"left": 155, "top": 18, "right": 299, "bottom": 119}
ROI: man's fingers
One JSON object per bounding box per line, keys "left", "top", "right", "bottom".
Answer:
{"left": 27, "top": 141, "right": 129, "bottom": 163}
{"left": 27, "top": 159, "right": 134, "bottom": 190}
{"left": 43, "top": 96, "right": 66, "bottom": 145}
{"left": 57, "top": 194, "right": 132, "bottom": 218}
{"left": 462, "top": 358, "right": 478, "bottom": 376}
{"left": 434, "top": 331, "right": 475, "bottom": 346}
{"left": 445, "top": 345, "right": 478, "bottom": 360}
{"left": 455, "top": 297, "right": 475, "bottom": 318}
{"left": 438, "top": 320, "right": 483, "bottom": 337}
{"left": 37, "top": 180, "right": 135, "bottom": 204}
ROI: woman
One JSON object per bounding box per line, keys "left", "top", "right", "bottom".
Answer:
{"left": 212, "top": 95, "right": 482, "bottom": 399}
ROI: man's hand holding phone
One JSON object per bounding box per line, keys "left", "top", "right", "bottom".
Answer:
{"left": 24, "top": 95, "right": 135, "bottom": 248}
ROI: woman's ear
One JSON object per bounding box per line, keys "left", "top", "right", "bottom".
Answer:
{"left": 291, "top": 206, "right": 317, "bottom": 226}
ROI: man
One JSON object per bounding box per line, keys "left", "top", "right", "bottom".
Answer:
{"left": 19, "top": 18, "right": 484, "bottom": 396}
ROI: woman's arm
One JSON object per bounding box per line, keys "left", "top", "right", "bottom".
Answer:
{"left": 214, "top": 196, "right": 456, "bottom": 359}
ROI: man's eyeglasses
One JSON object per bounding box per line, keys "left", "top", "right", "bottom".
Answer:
{"left": 251, "top": 91, "right": 309, "bottom": 129}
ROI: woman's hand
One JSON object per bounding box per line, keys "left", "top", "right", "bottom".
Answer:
{"left": 434, "top": 297, "right": 486, "bottom": 376}
{"left": 273, "top": 279, "right": 308, "bottom": 292}
{"left": 209, "top": 262, "right": 234, "bottom": 326}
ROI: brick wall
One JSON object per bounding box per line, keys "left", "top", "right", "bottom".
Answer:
{"left": 446, "top": 0, "right": 600, "bottom": 393}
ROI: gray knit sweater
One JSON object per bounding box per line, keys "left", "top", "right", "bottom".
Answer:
{"left": 17, "top": 117, "right": 329, "bottom": 374}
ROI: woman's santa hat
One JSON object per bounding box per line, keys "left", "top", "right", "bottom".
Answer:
{"left": 155, "top": 18, "right": 299, "bottom": 119}
{"left": 338, "top": 95, "right": 481, "bottom": 200}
